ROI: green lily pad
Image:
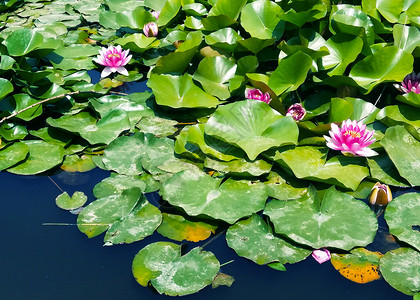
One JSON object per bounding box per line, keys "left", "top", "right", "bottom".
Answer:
{"left": 380, "top": 125, "right": 420, "bottom": 186}
{"left": 367, "top": 154, "right": 410, "bottom": 187}
{"left": 376, "top": 105, "right": 420, "bottom": 129}
{"left": 136, "top": 116, "right": 178, "bottom": 137}
{"left": 7, "top": 140, "right": 64, "bottom": 175}
{"left": 78, "top": 188, "right": 161, "bottom": 244}
{"left": 393, "top": 24, "right": 420, "bottom": 53}
{"left": 0, "top": 142, "right": 29, "bottom": 171}
{"left": 104, "top": 194, "right": 162, "bottom": 245}
{"left": 204, "top": 156, "right": 271, "bottom": 177}
{"left": 192, "top": 56, "right": 237, "bottom": 100}
{"left": 160, "top": 169, "right": 268, "bottom": 224}
{"left": 0, "top": 78, "right": 13, "bottom": 100}
{"left": 177, "top": 124, "right": 245, "bottom": 162}
{"left": 240, "top": 0, "right": 284, "bottom": 40}
{"left": 0, "top": 122, "right": 28, "bottom": 141}
{"left": 268, "top": 51, "right": 313, "bottom": 95}
{"left": 147, "top": 73, "right": 220, "bottom": 109}
{"left": 132, "top": 242, "right": 220, "bottom": 296}
{"left": 205, "top": 100, "right": 299, "bottom": 161}
{"left": 349, "top": 46, "right": 414, "bottom": 93}
{"left": 3, "top": 28, "right": 44, "bottom": 56}
{"left": 380, "top": 248, "right": 420, "bottom": 296}
{"left": 264, "top": 172, "right": 308, "bottom": 201}
{"left": 93, "top": 174, "right": 147, "bottom": 199}
{"left": 264, "top": 186, "right": 378, "bottom": 250}
{"left": 396, "top": 93, "right": 420, "bottom": 108}
{"left": 204, "top": 28, "right": 242, "bottom": 52}
{"left": 47, "top": 110, "right": 131, "bottom": 145}
{"left": 226, "top": 214, "right": 310, "bottom": 265}
{"left": 157, "top": 213, "right": 217, "bottom": 242}
{"left": 114, "top": 33, "right": 159, "bottom": 53}
{"left": 321, "top": 34, "right": 363, "bottom": 76}
{"left": 61, "top": 155, "right": 96, "bottom": 173}
{"left": 56, "top": 191, "right": 88, "bottom": 210}
{"left": 101, "top": 132, "right": 175, "bottom": 175}
{"left": 270, "top": 146, "right": 369, "bottom": 190}
{"left": 385, "top": 193, "right": 420, "bottom": 251}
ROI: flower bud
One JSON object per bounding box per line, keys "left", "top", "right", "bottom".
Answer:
{"left": 245, "top": 88, "right": 271, "bottom": 104}
{"left": 143, "top": 22, "right": 158, "bottom": 37}
{"left": 369, "top": 182, "right": 392, "bottom": 206}
{"left": 286, "top": 103, "right": 306, "bottom": 121}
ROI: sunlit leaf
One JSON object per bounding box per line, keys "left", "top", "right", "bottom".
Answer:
{"left": 264, "top": 186, "right": 378, "bottom": 250}
{"left": 226, "top": 214, "right": 311, "bottom": 265}
{"left": 132, "top": 242, "right": 220, "bottom": 296}
{"left": 205, "top": 100, "right": 299, "bottom": 160}
{"left": 93, "top": 174, "right": 147, "bottom": 199}
{"left": 380, "top": 248, "right": 420, "bottom": 296}
{"left": 160, "top": 169, "right": 268, "bottom": 224}
{"left": 61, "top": 154, "right": 96, "bottom": 172}
{"left": 7, "top": 140, "right": 64, "bottom": 175}
{"left": 385, "top": 192, "right": 420, "bottom": 251}
{"left": 380, "top": 125, "right": 420, "bottom": 186}
{"left": 0, "top": 142, "right": 29, "bottom": 171}
{"left": 56, "top": 191, "right": 88, "bottom": 210}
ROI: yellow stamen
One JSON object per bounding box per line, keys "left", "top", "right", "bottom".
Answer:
{"left": 343, "top": 130, "right": 361, "bottom": 138}
{"left": 107, "top": 53, "right": 120, "bottom": 59}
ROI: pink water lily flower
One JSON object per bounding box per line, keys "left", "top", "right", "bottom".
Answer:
{"left": 394, "top": 72, "right": 420, "bottom": 94}
{"left": 245, "top": 88, "right": 271, "bottom": 104}
{"left": 312, "top": 249, "right": 331, "bottom": 264}
{"left": 286, "top": 103, "right": 306, "bottom": 121}
{"left": 324, "top": 119, "right": 378, "bottom": 157}
{"left": 93, "top": 45, "right": 132, "bottom": 78}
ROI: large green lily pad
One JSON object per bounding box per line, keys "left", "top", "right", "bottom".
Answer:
{"left": 270, "top": 146, "right": 369, "bottom": 190}
{"left": 385, "top": 193, "right": 420, "bottom": 251}
{"left": 0, "top": 142, "right": 29, "bottom": 171}
{"left": 100, "top": 132, "right": 175, "bottom": 175}
{"left": 132, "top": 242, "right": 220, "bottom": 296}
{"left": 380, "top": 248, "right": 420, "bottom": 296}
{"left": 147, "top": 73, "right": 220, "bottom": 109}
{"left": 92, "top": 174, "right": 147, "bottom": 199}
{"left": 380, "top": 125, "right": 420, "bottom": 186}
{"left": 7, "top": 140, "right": 64, "bottom": 175}
{"left": 205, "top": 100, "right": 299, "bottom": 160}
{"left": 78, "top": 188, "right": 161, "bottom": 245}
{"left": 160, "top": 169, "right": 268, "bottom": 224}
{"left": 226, "top": 214, "right": 310, "bottom": 265}
{"left": 264, "top": 186, "right": 378, "bottom": 250}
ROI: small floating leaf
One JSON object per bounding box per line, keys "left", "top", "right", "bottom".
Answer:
{"left": 385, "top": 192, "right": 420, "bottom": 251}
{"left": 157, "top": 213, "right": 217, "bottom": 242}
{"left": 132, "top": 242, "right": 220, "bottom": 296}
{"left": 380, "top": 247, "right": 420, "bottom": 296}
{"left": 56, "top": 191, "right": 87, "bottom": 210}
{"left": 331, "top": 248, "right": 382, "bottom": 284}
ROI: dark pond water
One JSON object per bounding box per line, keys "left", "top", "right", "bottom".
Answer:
{"left": 0, "top": 168, "right": 411, "bottom": 300}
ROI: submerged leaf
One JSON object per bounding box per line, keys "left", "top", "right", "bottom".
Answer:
{"left": 157, "top": 213, "right": 217, "bottom": 242}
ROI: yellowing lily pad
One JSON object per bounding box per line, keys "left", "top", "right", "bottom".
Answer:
{"left": 157, "top": 213, "right": 217, "bottom": 242}
{"left": 331, "top": 248, "right": 383, "bottom": 284}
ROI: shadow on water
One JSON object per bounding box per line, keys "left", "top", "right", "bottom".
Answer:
{"left": 0, "top": 77, "right": 412, "bottom": 300}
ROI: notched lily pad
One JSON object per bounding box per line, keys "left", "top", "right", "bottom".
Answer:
{"left": 56, "top": 191, "right": 88, "bottom": 210}
{"left": 160, "top": 169, "right": 268, "bottom": 224}
{"left": 132, "top": 242, "right": 220, "bottom": 296}
{"left": 264, "top": 186, "right": 378, "bottom": 250}
{"left": 226, "top": 214, "right": 310, "bottom": 265}
{"left": 380, "top": 248, "right": 420, "bottom": 296}
{"left": 385, "top": 192, "right": 420, "bottom": 251}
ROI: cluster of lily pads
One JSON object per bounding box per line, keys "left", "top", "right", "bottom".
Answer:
{"left": 1, "top": 0, "right": 419, "bottom": 297}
